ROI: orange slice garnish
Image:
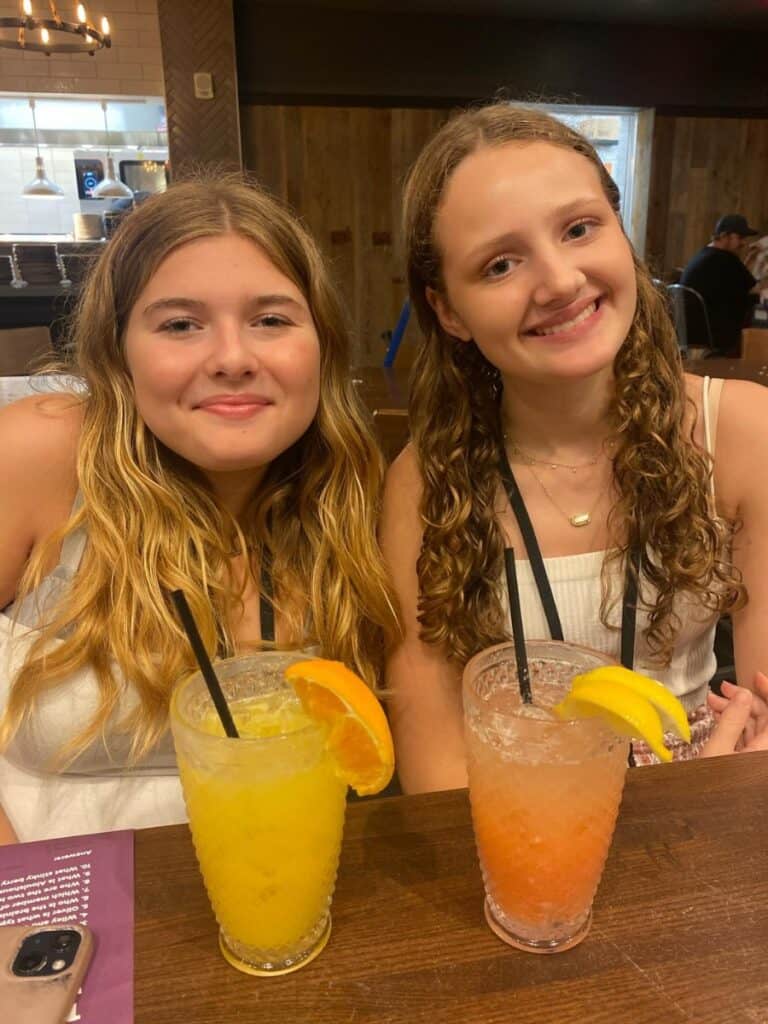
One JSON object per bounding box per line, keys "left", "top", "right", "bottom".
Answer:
{"left": 284, "top": 659, "right": 394, "bottom": 796}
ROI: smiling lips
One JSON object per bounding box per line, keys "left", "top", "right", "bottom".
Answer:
{"left": 196, "top": 394, "right": 273, "bottom": 418}
{"left": 526, "top": 297, "right": 601, "bottom": 338}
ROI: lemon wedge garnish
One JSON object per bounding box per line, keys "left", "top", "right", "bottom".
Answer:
{"left": 553, "top": 668, "right": 690, "bottom": 763}
{"left": 571, "top": 666, "right": 691, "bottom": 743}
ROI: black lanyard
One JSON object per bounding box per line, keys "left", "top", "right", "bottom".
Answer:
{"left": 209, "top": 550, "right": 274, "bottom": 656}
{"left": 498, "top": 448, "right": 639, "bottom": 670}
{"left": 259, "top": 551, "right": 275, "bottom": 643}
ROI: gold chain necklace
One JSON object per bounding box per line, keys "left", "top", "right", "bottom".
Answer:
{"left": 524, "top": 461, "right": 605, "bottom": 528}
{"left": 510, "top": 441, "right": 604, "bottom": 474}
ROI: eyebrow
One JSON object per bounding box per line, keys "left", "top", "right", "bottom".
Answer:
{"left": 142, "top": 293, "right": 306, "bottom": 317}
{"left": 467, "top": 196, "right": 605, "bottom": 261}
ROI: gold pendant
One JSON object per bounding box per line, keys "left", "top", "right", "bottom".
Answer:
{"left": 569, "top": 512, "right": 591, "bottom": 528}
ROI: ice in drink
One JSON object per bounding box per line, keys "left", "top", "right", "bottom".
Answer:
{"left": 170, "top": 653, "right": 347, "bottom": 975}
{"left": 463, "top": 640, "right": 628, "bottom": 953}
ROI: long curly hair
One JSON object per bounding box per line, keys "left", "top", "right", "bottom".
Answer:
{"left": 403, "top": 103, "right": 743, "bottom": 666}
{"left": 3, "top": 176, "right": 400, "bottom": 764}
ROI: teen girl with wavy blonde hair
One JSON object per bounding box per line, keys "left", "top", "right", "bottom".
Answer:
{"left": 0, "top": 177, "right": 399, "bottom": 841}
{"left": 381, "top": 104, "right": 768, "bottom": 792}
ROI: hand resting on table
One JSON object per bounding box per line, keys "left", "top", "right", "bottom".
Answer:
{"left": 701, "top": 673, "right": 768, "bottom": 756}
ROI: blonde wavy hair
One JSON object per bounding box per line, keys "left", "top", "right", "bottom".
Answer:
{"left": 403, "top": 103, "right": 743, "bottom": 666}
{"left": 3, "top": 176, "right": 400, "bottom": 764}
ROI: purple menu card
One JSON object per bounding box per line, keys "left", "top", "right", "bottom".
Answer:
{"left": 0, "top": 829, "right": 134, "bottom": 1023}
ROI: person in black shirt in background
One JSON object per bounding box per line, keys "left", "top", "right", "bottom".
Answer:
{"left": 680, "top": 214, "right": 759, "bottom": 355}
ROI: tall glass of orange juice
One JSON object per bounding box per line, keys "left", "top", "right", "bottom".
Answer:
{"left": 170, "top": 652, "right": 347, "bottom": 976}
{"left": 463, "top": 639, "right": 628, "bottom": 954}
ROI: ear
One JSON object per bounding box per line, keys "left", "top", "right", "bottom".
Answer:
{"left": 426, "top": 286, "right": 472, "bottom": 342}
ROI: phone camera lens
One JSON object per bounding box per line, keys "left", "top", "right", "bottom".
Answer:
{"left": 52, "top": 933, "right": 75, "bottom": 951}
{"left": 17, "top": 952, "right": 47, "bottom": 974}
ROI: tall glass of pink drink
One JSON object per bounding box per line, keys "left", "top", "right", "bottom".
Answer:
{"left": 463, "top": 639, "right": 629, "bottom": 954}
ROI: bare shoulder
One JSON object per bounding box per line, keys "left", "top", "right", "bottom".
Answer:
{"left": 716, "top": 378, "right": 768, "bottom": 453}
{"left": 0, "top": 394, "right": 82, "bottom": 496}
{"left": 380, "top": 443, "right": 424, "bottom": 565}
{"left": 681, "top": 371, "right": 768, "bottom": 446}
{"left": 381, "top": 444, "right": 467, "bottom": 792}
{"left": 682, "top": 372, "right": 768, "bottom": 427}
{"left": 0, "top": 392, "right": 83, "bottom": 445}
{"left": 384, "top": 441, "right": 423, "bottom": 498}
{"left": 719, "top": 377, "right": 768, "bottom": 422}
{"left": 0, "top": 394, "right": 83, "bottom": 606}
{"left": 712, "top": 379, "right": 768, "bottom": 512}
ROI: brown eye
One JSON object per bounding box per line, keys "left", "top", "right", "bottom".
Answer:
{"left": 257, "top": 315, "right": 290, "bottom": 328}
{"left": 161, "top": 318, "right": 197, "bottom": 333}
{"left": 566, "top": 220, "right": 597, "bottom": 241}
{"left": 484, "top": 256, "right": 516, "bottom": 279}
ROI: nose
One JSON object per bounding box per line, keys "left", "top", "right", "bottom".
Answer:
{"left": 531, "top": 246, "right": 587, "bottom": 308}
{"left": 206, "top": 322, "right": 259, "bottom": 378}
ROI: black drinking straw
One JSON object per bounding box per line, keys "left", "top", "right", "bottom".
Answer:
{"left": 504, "top": 548, "right": 533, "bottom": 705}
{"left": 170, "top": 589, "right": 240, "bottom": 738}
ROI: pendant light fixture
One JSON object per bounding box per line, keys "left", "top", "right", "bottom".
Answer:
{"left": 91, "top": 99, "right": 133, "bottom": 200}
{"left": 22, "top": 97, "right": 65, "bottom": 198}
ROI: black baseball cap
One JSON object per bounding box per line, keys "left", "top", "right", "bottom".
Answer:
{"left": 714, "top": 214, "right": 759, "bottom": 237}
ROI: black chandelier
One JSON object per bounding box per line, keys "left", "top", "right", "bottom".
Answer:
{"left": 0, "top": 2, "right": 112, "bottom": 56}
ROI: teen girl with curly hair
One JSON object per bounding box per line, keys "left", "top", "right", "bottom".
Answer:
{"left": 381, "top": 104, "right": 768, "bottom": 792}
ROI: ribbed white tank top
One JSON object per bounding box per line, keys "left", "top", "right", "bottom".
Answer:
{"left": 503, "top": 376, "right": 723, "bottom": 712}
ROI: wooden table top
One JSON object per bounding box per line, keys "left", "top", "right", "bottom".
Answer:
{"left": 135, "top": 750, "right": 768, "bottom": 1024}
{"left": 686, "top": 357, "right": 768, "bottom": 385}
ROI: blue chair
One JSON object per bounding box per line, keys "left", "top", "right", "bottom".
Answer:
{"left": 383, "top": 299, "right": 411, "bottom": 368}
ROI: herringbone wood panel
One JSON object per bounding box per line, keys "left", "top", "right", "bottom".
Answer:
{"left": 157, "top": 0, "right": 241, "bottom": 173}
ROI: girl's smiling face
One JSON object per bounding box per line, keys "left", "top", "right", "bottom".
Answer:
{"left": 428, "top": 141, "right": 638, "bottom": 384}
{"left": 123, "top": 232, "right": 321, "bottom": 483}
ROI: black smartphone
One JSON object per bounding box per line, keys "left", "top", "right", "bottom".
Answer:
{"left": 0, "top": 923, "right": 94, "bottom": 1024}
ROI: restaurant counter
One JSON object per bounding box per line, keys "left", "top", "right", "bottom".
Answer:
{"left": 0, "top": 240, "right": 102, "bottom": 342}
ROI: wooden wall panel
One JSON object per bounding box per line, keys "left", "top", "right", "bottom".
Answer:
{"left": 743, "top": 121, "right": 768, "bottom": 218}
{"left": 157, "top": 0, "right": 241, "bottom": 173}
{"left": 240, "top": 105, "right": 449, "bottom": 367}
{"left": 646, "top": 115, "right": 768, "bottom": 276}
{"left": 351, "top": 108, "right": 394, "bottom": 352}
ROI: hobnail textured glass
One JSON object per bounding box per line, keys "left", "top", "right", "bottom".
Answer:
{"left": 464, "top": 639, "right": 628, "bottom": 953}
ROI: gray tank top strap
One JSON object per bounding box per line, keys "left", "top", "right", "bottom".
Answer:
{"left": 3, "top": 492, "right": 87, "bottom": 628}
{"left": 58, "top": 491, "right": 88, "bottom": 573}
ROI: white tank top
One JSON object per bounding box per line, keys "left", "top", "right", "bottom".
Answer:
{"left": 503, "top": 376, "right": 724, "bottom": 713}
{"left": 0, "top": 498, "right": 185, "bottom": 842}
{"left": 2, "top": 494, "right": 177, "bottom": 777}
